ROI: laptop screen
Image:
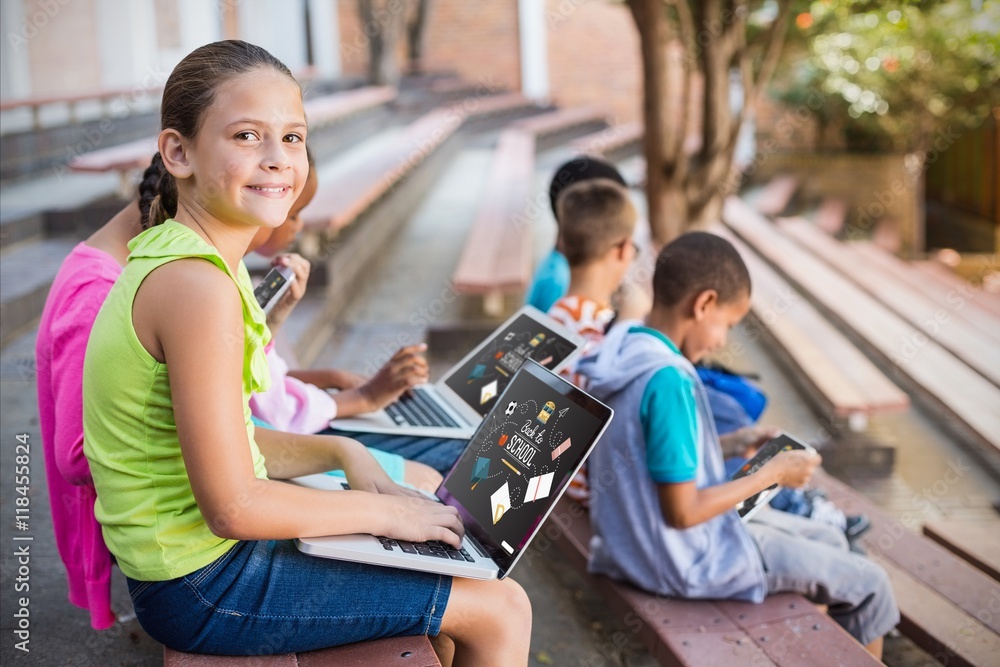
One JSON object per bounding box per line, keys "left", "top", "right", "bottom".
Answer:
{"left": 437, "top": 360, "right": 612, "bottom": 577}
{"left": 442, "top": 312, "right": 580, "bottom": 418}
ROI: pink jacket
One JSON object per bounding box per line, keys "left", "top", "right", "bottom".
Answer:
{"left": 35, "top": 243, "right": 120, "bottom": 629}
{"left": 249, "top": 344, "right": 337, "bottom": 434}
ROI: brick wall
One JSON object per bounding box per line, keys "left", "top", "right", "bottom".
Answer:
{"left": 24, "top": 0, "right": 101, "bottom": 95}
{"left": 546, "top": 0, "right": 641, "bottom": 125}
{"left": 421, "top": 0, "right": 521, "bottom": 93}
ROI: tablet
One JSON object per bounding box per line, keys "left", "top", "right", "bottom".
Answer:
{"left": 731, "top": 433, "right": 815, "bottom": 522}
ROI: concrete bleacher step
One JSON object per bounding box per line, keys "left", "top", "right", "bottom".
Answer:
{"left": 0, "top": 237, "right": 79, "bottom": 348}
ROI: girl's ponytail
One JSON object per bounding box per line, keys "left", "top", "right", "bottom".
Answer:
{"left": 138, "top": 152, "right": 177, "bottom": 229}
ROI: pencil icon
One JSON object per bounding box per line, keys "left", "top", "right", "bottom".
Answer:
{"left": 502, "top": 459, "right": 521, "bottom": 475}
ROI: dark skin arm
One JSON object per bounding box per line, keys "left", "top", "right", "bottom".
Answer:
{"left": 656, "top": 449, "right": 821, "bottom": 529}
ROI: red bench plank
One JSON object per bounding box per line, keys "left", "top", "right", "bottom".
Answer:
{"left": 923, "top": 519, "right": 1000, "bottom": 582}
{"left": 511, "top": 106, "right": 606, "bottom": 138}
{"left": 778, "top": 217, "right": 1000, "bottom": 387}
{"left": 569, "top": 122, "right": 643, "bottom": 157}
{"left": 452, "top": 129, "right": 535, "bottom": 295}
{"left": 164, "top": 636, "right": 440, "bottom": 667}
{"left": 724, "top": 196, "right": 1000, "bottom": 459}
{"left": 852, "top": 242, "right": 1000, "bottom": 344}
{"left": 548, "top": 497, "right": 877, "bottom": 666}
{"left": 818, "top": 471, "right": 1000, "bottom": 667}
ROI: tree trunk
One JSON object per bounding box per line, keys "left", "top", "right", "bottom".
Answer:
{"left": 628, "top": 0, "right": 687, "bottom": 247}
{"left": 406, "top": 0, "right": 433, "bottom": 73}
{"left": 358, "top": 0, "right": 406, "bottom": 86}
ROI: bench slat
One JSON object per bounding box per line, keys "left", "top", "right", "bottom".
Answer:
{"left": 724, "top": 196, "right": 1000, "bottom": 459}
{"left": 922, "top": 519, "right": 1000, "bottom": 582}
{"left": 812, "top": 198, "right": 848, "bottom": 235}
{"left": 852, "top": 242, "right": 1000, "bottom": 344}
{"left": 164, "top": 636, "right": 440, "bottom": 667}
{"left": 913, "top": 259, "right": 1000, "bottom": 317}
{"left": 511, "top": 106, "right": 606, "bottom": 138}
{"left": 817, "top": 471, "right": 1000, "bottom": 666}
{"left": 548, "top": 497, "right": 877, "bottom": 666}
{"left": 717, "top": 227, "right": 908, "bottom": 419}
{"left": 452, "top": 130, "right": 535, "bottom": 294}
{"left": 779, "top": 218, "right": 1000, "bottom": 387}
{"left": 569, "top": 122, "right": 643, "bottom": 157}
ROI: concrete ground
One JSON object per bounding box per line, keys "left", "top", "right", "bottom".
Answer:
{"left": 1, "top": 140, "right": 997, "bottom": 666}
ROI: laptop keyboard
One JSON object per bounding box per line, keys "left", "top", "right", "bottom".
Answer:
{"left": 377, "top": 537, "right": 476, "bottom": 562}
{"left": 384, "top": 388, "right": 460, "bottom": 429}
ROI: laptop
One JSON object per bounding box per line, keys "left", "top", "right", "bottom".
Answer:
{"left": 731, "top": 433, "right": 816, "bottom": 522}
{"left": 295, "top": 360, "right": 613, "bottom": 579}
{"left": 331, "top": 306, "right": 585, "bottom": 439}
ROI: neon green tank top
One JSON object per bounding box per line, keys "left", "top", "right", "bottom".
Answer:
{"left": 83, "top": 219, "right": 271, "bottom": 581}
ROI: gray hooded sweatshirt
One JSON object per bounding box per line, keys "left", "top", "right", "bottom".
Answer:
{"left": 578, "top": 321, "right": 767, "bottom": 602}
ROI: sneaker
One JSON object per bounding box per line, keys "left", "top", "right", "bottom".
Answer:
{"left": 845, "top": 514, "right": 871, "bottom": 543}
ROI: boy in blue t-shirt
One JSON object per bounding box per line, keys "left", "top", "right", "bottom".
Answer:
{"left": 578, "top": 232, "right": 898, "bottom": 658}
{"left": 525, "top": 156, "right": 628, "bottom": 312}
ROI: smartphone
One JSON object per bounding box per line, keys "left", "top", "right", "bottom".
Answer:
{"left": 254, "top": 264, "right": 296, "bottom": 315}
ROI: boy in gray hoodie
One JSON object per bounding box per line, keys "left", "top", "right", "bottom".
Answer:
{"left": 579, "top": 232, "right": 898, "bottom": 658}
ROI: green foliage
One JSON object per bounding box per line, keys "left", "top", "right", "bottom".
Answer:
{"left": 773, "top": 0, "right": 1000, "bottom": 152}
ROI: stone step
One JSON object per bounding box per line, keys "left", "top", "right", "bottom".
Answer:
{"left": 0, "top": 211, "right": 45, "bottom": 252}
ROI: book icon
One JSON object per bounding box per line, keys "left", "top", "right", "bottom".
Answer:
{"left": 491, "top": 482, "right": 511, "bottom": 524}
{"left": 522, "top": 472, "right": 554, "bottom": 503}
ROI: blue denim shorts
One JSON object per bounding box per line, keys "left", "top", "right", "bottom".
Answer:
{"left": 127, "top": 539, "right": 452, "bottom": 655}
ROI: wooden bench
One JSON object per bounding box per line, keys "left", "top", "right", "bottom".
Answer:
{"left": 569, "top": 121, "right": 643, "bottom": 161}
{"left": 713, "top": 225, "right": 909, "bottom": 432}
{"left": 777, "top": 217, "right": 1000, "bottom": 387}
{"left": 816, "top": 471, "right": 1000, "bottom": 667}
{"left": 510, "top": 106, "right": 608, "bottom": 151}
{"left": 754, "top": 175, "right": 799, "bottom": 218}
{"left": 451, "top": 129, "right": 536, "bottom": 315}
{"left": 546, "top": 496, "right": 880, "bottom": 666}
{"left": 914, "top": 259, "right": 1000, "bottom": 317}
{"left": 67, "top": 87, "right": 398, "bottom": 196}
{"left": 851, "top": 242, "right": 1000, "bottom": 344}
{"left": 163, "top": 635, "right": 440, "bottom": 666}
{"left": 922, "top": 519, "right": 1000, "bottom": 582}
{"left": 724, "top": 196, "right": 1000, "bottom": 472}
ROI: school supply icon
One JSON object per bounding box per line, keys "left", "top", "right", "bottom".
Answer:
{"left": 491, "top": 482, "right": 511, "bottom": 524}
{"left": 551, "top": 437, "right": 571, "bottom": 460}
{"left": 470, "top": 457, "right": 491, "bottom": 490}
{"left": 498, "top": 434, "right": 508, "bottom": 448}
{"left": 536, "top": 401, "right": 556, "bottom": 424}
{"left": 523, "top": 472, "right": 554, "bottom": 503}
{"left": 467, "top": 363, "right": 486, "bottom": 381}
{"left": 505, "top": 401, "right": 518, "bottom": 416}
{"left": 480, "top": 379, "right": 498, "bottom": 405}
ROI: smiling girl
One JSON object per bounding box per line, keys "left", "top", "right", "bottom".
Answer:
{"left": 82, "top": 41, "right": 530, "bottom": 664}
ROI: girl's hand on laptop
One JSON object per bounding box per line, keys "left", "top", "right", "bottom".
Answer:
{"left": 374, "top": 494, "right": 465, "bottom": 548}
{"left": 764, "top": 449, "right": 822, "bottom": 489}
{"left": 358, "top": 344, "right": 430, "bottom": 410}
